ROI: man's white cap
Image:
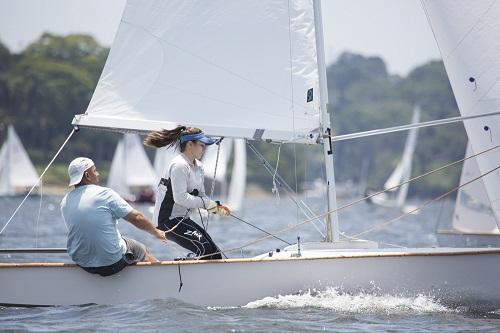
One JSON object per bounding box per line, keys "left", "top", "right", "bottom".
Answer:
{"left": 68, "top": 157, "right": 95, "bottom": 186}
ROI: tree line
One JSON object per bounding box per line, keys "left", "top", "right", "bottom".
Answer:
{"left": 0, "top": 34, "right": 465, "bottom": 197}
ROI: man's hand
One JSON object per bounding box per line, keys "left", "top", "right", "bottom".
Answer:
{"left": 154, "top": 228, "right": 167, "bottom": 241}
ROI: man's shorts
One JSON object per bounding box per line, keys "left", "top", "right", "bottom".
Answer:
{"left": 81, "top": 237, "right": 147, "bottom": 277}
{"left": 122, "top": 237, "right": 147, "bottom": 264}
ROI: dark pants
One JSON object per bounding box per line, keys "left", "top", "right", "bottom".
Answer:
{"left": 80, "top": 237, "right": 147, "bottom": 276}
{"left": 158, "top": 217, "right": 222, "bottom": 260}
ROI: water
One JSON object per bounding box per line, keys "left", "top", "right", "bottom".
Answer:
{"left": 1, "top": 194, "right": 499, "bottom": 332}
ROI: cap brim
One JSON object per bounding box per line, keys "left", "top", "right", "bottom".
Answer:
{"left": 68, "top": 173, "right": 84, "bottom": 186}
{"left": 198, "top": 136, "right": 216, "bottom": 145}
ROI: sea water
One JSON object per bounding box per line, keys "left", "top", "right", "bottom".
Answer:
{"left": 1, "top": 194, "right": 499, "bottom": 332}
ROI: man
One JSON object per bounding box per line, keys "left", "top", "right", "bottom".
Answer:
{"left": 61, "top": 157, "right": 166, "bottom": 276}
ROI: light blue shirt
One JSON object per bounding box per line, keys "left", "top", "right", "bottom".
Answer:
{"left": 60, "top": 185, "right": 133, "bottom": 267}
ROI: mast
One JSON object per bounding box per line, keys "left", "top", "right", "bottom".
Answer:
{"left": 313, "top": 0, "right": 340, "bottom": 242}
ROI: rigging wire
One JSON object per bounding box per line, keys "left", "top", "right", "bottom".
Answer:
{"left": 35, "top": 179, "right": 43, "bottom": 248}
{"left": 248, "top": 142, "right": 326, "bottom": 238}
{"left": 353, "top": 162, "right": 500, "bottom": 238}
{"left": 0, "top": 128, "right": 76, "bottom": 236}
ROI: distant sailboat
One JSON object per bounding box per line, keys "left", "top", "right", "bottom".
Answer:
{"left": 369, "top": 106, "right": 420, "bottom": 213}
{"left": 202, "top": 139, "right": 247, "bottom": 212}
{"left": 0, "top": 125, "right": 39, "bottom": 196}
{"left": 153, "top": 146, "right": 177, "bottom": 179}
{"left": 107, "top": 133, "right": 157, "bottom": 203}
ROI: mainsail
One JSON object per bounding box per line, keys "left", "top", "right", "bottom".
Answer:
{"left": 107, "top": 133, "right": 157, "bottom": 198}
{"left": 73, "top": 0, "right": 323, "bottom": 144}
{"left": 0, "top": 125, "right": 39, "bottom": 195}
{"left": 422, "top": 0, "right": 500, "bottom": 222}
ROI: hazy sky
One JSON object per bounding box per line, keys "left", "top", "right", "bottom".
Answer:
{"left": 0, "top": 0, "right": 440, "bottom": 76}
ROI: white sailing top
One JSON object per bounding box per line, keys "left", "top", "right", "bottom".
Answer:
{"left": 168, "top": 153, "right": 210, "bottom": 218}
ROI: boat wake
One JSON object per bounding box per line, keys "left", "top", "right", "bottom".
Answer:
{"left": 240, "top": 288, "right": 452, "bottom": 314}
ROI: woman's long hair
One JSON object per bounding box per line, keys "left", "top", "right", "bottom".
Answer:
{"left": 143, "top": 125, "right": 201, "bottom": 151}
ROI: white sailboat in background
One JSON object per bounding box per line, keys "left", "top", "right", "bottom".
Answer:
{"left": 107, "top": 133, "right": 157, "bottom": 203}
{"left": 369, "top": 106, "right": 420, "bottom": 213}
{"left": 153, "top": 146, "right": 177, "bottom": 180}
{"left": 0, "top": 125, "right": 39, "bottom": 196}
{"left": 2, "top": 0, "right": 500, "bottom": 308}
{"left": 202, "top": 139, "right": 247, "bottom": 212}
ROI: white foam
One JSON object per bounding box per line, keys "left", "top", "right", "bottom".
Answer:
{"left": 242, "top": 288, "right": 452, "bottom": 314}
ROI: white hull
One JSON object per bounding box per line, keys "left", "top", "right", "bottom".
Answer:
{"left": 2, "top": 247, "right": 500, "bottom": 308}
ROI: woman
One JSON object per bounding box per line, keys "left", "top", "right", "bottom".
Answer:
{"left": 144, "top": 126, "right": 230, "bottom": 260}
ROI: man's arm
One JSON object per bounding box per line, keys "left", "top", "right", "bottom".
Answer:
{"left": 123, "top": 209, "right": 166, "bottom": 241}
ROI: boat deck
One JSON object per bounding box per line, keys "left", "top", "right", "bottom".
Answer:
{"left": 2, "top": 246, "right": 500, "bottom": 268}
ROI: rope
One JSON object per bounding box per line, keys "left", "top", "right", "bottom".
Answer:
{"left": 206, "top": 138, "right": 223, "bottom": 231}
{"left": 209, "top": 139, "right": 223, "bottom": 199}
{"left": 271, "top": 143, "right": 282, "bottom": 202}
{"left": 0, "top": 128, "right": 76, "bottom": 236}
{"left": 229, "top": 213, "right": 292, "bottom": 245}
{"left": 191, "top": 142, "right": 500, "bottom": 259}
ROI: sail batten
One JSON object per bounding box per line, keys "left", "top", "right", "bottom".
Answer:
{"left": 77, "top": 0, "right": 322, "bottom": 144}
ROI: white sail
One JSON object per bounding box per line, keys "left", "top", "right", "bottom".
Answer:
{"left": 0, "top": 125, "right": 39, "bottom": 195}
{"left": 452, "top": 143, "right": 500, "bottom": 234}
{"left": 73, "top": 0, "right": 322, "bottom": 143}
{"left": 107, "top": 133, "right": 157, "bottom": 198}
{"left": 226, "top": 139, "right": 247, "bottom": 212}
{"left": 422, "top": 0, "right": 500, "bottom": 222}
{"left": 371, "top": 106, "right": 420, "bottom": 208}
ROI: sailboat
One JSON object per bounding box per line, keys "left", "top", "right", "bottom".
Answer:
{"left": 2, "top": 0, "right": 500, "bottom": 308}
{"left": 153, "top": 146, "right": 177, "bottom": 180}
{"left": 107, "top": 133, "right": 157, "bottom": 203}
{"left": 0, "top": 125, "right": 39, "bottom": 196}
{"left": 369, "top": 106, "right": 420, "bottom": 214}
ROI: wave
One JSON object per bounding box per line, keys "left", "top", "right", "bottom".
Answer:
{"left": 241, "top": 288, "right": 452, "bottom": 314}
